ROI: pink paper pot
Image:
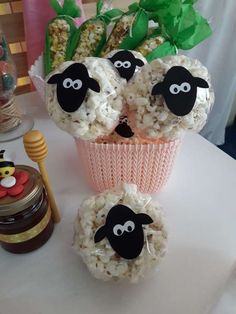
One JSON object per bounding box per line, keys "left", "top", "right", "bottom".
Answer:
{"left": 75, "top": 138, "right": 181, "bottom": 193}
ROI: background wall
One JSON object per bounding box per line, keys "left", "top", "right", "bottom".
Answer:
{"left": 185, "top": 0, "right": 236, "bottom": 145}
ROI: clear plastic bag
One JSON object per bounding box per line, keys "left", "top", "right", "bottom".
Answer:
{"left": 73, "top": 183, "right": 168, "bottom": 283}
{"left": 46, "top": 57, "right": 126, "bottom": 140}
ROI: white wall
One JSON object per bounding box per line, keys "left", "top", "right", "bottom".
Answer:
{"left": 185, "top": 0, "right": 236, "bottom": 144}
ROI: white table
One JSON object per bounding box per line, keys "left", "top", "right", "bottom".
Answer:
{"left": 0, "top": 92, "right": 236, "bottom": 314}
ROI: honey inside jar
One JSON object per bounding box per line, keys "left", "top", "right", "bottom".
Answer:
{"left": 0, "top": 165, "right": 54, "bottom": 254}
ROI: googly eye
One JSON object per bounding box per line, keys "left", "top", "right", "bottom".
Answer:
{"left": 73, "top": 79, "right": 82, "bottom": 90}
{"left": 181, "top": 82, "right": 191, "bottom": 93}
{"left": 63, "top": 78, "right": 73, "bottom": 89}
{"left": 123, "top": 61, "right": 131, "bottom": 69}
{"left": 124, "top": 220, "right": 135, "bottom": 233}
{"left": 114, "top": 61, "right": 123, "bottom": 68}
{"left": 120, "top": 115, "right": 128, "bottom": 123}
{"left": 113, "top": 224, "right": 124, "bottom": 236}
{"left": 169, "top": 84, "right": 180, "bottom": 95}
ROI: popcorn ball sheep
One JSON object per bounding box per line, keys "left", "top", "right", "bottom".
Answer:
{"left": 124, "top": 55, "right": 215, "bottom": 140}
{"left": 107, "top": 50, "right": 145, "bottom": 81}
{"left": 46, "top": 57, "right": 126, "bottom": 141}
{"left": 73, "top": 184, "right": 168, "bottom": 282}
{"left": 47, "top": 63, "right": 100, "bottom": 113}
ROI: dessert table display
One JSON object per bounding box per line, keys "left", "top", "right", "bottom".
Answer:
{"left": 0, "top": 0, "right": 236, "bottom": 313}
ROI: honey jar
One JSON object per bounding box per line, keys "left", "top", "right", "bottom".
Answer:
{"left": 0, "top": 165, "right": 54, "bottom": 253}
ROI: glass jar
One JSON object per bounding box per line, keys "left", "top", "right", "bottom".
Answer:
{"left": 0, "top": 23, "right": 34, "bottom": 141}
{"left": 0, "top": 165, "right": 54, "bottom": 253}
{"left": 0, "top": 26, "right": 17, "bottom": 105}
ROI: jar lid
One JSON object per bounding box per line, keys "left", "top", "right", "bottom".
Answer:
{"left": 0, "top": 165, "right": 43, "bottom": 216}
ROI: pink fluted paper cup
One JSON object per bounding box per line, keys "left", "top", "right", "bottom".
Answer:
{"left": 75, "top": 139, "right": 181, "bottom": 193}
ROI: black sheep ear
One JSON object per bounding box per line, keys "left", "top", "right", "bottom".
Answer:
{"left": 88, "top": 78, "right": 100, "bottom": 93}
{"left": 194, "top": 77, "right": 209, "bottom": 88}
{"left": 135, "top": 58, "right": 145, "bottom": 67}
{"left": 94, "top": 225, "right": 106, "bottom": 243}
{"left": 152, "top": 82, "right": 164, "bottom": 95}
{"left": 47, "top": 73, "right": 61, "bottom": 84}
{"left": 108, "top": 56, "right": 115, "bottom": 63}
{"left": 137, "top": 213, "right": 153, "bottom": 225}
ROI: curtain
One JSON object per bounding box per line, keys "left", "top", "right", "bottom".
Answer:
{"left": 184, "top": 0, "right": 236, "bottom": 145}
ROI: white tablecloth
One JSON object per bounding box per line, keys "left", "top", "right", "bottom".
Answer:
{"left": 0, "top": 92, "right": 236, "bottom": 314}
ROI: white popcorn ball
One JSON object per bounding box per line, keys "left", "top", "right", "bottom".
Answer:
{"left": 124, "top": 55, "right": 215, "bottom": 140}
{"left": 46, "top": 57, "right": 126, "bottom": 141}
{"left": 73, "top": 183, "right": 168, "bottom": 283}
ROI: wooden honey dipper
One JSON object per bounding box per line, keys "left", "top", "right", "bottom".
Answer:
{"left": 23, "top": 130, "right": 61, "bottom": 223}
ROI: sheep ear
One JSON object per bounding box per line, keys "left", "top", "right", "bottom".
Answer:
{"left": 94, "top": 225, "right": 106, "bottom": 243}
{"left": 135, "top": 58, "right": 144, "bottom": 67}
{"left": 47, "top": 73, "right": 61, "bottom": 84}
{"left": 108, "top": 56, "right": 115, "bottom": 63}
{"left": 194, "top": 77, "right": 209, "bottom": 88}
{"left": 89, "top": 78, "right": 100, "bottom": 93}
{"left": 137, "top": 213, "right": 153, "bottom": 225}
{"left": 152, "top": 82, "right": 164, "bottom": 95}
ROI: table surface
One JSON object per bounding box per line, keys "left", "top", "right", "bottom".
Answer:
{"left": 0, "top": 92, "right": 236, "bottom": 314}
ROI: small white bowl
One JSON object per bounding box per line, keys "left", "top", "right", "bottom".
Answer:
{"left": 29, "top": 54, "right": 46, "bottom": 102}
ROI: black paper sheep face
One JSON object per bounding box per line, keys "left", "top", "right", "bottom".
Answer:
{"left": 151, "top": 66, "right": 209, "bottom": 116}
{"left": 115, "top": 116, "right": 134, "bottom": 138}
{"left": 109, "top": 50, "right": 145, "bottom": 81}
{"left": 94, "top": 204, "right": 153, "bottom": 260}
{"left": 47, "top": 63, "right": 100, "bottom": 113}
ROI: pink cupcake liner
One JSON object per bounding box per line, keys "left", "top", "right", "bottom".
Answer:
{"left": 75, "top": 138, "right": 181, "bottom": 193}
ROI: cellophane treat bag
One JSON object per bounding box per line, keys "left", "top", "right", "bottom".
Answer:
{"left": 73, "top": 183, "right": 168, "bottom": 282}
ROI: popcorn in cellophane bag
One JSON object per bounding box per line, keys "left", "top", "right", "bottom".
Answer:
{"left": 46, "top": 57, "right": 126, "bottom": 140}
{"left": 29, "top": 0, "right": 123, "bottom": 100}
{"left": 34, "top": 0, "right": 214, "bottom": 193}
{"left": 124, "top": 55, "right": 215, "bottom": 141}
{"left": 73, "top": 183, "right": 168, "bottom": 283}
{"left": 29, "top": 0, "right": 213, "bottom": 101}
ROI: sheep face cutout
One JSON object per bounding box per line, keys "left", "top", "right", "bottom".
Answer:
{"left": 109, "top": 50, "right": 144, "bottom": 81}
{"left": 47, "top": 63, "right": 100, "bottom": 113}
{"left": 115, "top": 116, "right": 134, "bottom": 138}
{"left": 94, "top": 204, "right": 153, "bottom": 259}
{"left": 151, "top": 66, "right": 209, "bottom": 116}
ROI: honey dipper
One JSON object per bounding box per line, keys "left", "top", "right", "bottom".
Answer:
{"left": 23, "top": 130, "right": 61, "bottom": 223}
